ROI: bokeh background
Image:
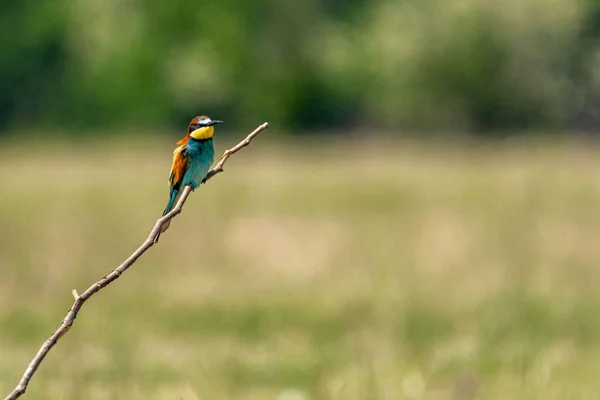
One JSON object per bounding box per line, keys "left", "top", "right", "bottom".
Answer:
{"left": 3, "top": 0, "right": 600, "bottom": 399}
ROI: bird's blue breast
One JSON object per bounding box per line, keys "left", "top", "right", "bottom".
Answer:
{"left": 183, "top": 138, "right": 215, "bottom": 188}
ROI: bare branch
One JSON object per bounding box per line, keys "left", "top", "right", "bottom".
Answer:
{"left": 202, "top": 122, "right": 269, "bottom": 183}
{"left": 3, "top": 122, "right": 269, "bottom": 400}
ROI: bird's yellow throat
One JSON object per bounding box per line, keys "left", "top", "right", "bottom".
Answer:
{"left": 190, "top": 126, "right": 214, "bottom": 140}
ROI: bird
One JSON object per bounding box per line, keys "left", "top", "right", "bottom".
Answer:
{"left": 160, "top": 115, "right": 223, "bottom": 233}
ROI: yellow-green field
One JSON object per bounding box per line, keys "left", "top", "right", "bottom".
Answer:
{"left": 2, "top": 137, "right": 600, "bottom": 399}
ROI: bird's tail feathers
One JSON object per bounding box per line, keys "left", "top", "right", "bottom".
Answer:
{"left": 159, "top": 188, "right": 180, "bottom": 236}
{"left": 163, "top": 188, "right": 179, "bottom": 216}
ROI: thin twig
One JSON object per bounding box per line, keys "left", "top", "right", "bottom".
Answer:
{"left": 202, "top": 122, "right": 269, "bottom": 183}
{"left": 3, "top": 122, "right": 269, "bottom": 400}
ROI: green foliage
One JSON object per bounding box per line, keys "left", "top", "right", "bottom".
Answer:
{"left": 1, "top": 0, "right": 600, "bottom": 134}
{"left": 0, "top": 0, "right": 70, "bottom": 126}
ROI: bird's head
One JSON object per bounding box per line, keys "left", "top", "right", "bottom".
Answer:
{"left": 188, "top": 115, "right": 223, "bottom": 140}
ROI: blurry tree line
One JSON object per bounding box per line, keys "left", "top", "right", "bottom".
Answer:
{"left": 3, "top": 0, "right": 600, "bottom": 135}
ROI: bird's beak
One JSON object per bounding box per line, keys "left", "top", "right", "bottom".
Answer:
{"left": 206, "top": 120, "right": 223, "bottom": 126}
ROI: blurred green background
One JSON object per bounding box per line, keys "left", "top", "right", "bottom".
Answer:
{"left": 3, "top": 1, "right": 600, "bottom": 399}
{"left": 4, "top": 0, "right": 600, "bottom": 133}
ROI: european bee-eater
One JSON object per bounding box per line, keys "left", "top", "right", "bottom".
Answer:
{"left": 162, "top": 115, "right": 223, "bottom": 217}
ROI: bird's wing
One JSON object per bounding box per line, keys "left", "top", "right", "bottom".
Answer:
{"left": 169, "top": 145, "right": 189, "bottom": 190}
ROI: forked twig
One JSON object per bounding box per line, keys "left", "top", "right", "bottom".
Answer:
{"left": 3, "top": 122, "right": 269, "bottom": 400}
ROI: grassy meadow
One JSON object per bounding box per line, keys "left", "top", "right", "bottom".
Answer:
{"left": 1, "top": 136, "right": 600, "bottom": 399}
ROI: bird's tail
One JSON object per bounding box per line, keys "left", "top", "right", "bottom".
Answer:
{"left": 163, "top": 188, "right": 179, "bottom": 216}
{"left": 159, "top": 188, "right": 180, "bottom": 236}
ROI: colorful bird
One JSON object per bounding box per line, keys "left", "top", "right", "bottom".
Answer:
{"left": 162, "top": 115, "right": 223, "bottom": 218}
